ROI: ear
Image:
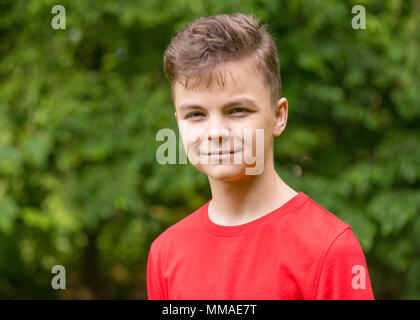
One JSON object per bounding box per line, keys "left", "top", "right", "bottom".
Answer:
{"left": 272, "top": 97, "right": 288, "bottom": 137}
{"left": 174, "top": 111, "right": 178, "bottom": 121}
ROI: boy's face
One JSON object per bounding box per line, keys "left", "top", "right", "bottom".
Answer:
{"left": 173, "top": 56, "right": 287, "bottom": 182}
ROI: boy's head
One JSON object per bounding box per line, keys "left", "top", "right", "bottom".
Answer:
{"left": 164, "top": 13, "right": 281, "bottom": 106}
{"left": 163, "top": 13, "right": 288, "bottom": 182}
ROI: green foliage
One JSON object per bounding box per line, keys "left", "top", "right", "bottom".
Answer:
{"left": 0, "top": 0, "right": 419, "bottom": 299}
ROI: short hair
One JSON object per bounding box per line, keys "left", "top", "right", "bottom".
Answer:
{"left": 163, "top": 13, "right": 281, "bottom": 106}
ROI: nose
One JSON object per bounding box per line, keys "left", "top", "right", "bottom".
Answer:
{"left": 206, "top": 117, "right": 230, "bottom": 142}
{"left": 207, "top": 128, "right": 230, "bottom": 142}
{"left": 205, "top": 117, "right": 231, "bottom": 153}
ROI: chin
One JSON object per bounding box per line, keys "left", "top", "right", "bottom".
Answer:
{"left": 199, "top": 164, "right": 247, "bottom": 182}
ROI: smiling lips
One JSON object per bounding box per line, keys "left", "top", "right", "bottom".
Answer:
{"left": 206, "top": 150, "right": 240, "bottom": 155}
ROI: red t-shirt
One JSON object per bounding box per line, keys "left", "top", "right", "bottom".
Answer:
{"left": 147, "top": 192, "right": 374, "bottom": 300}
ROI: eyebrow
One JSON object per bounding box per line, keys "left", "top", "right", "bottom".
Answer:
{"left": 178, "top": 97, "right": 259, "bottom": 113}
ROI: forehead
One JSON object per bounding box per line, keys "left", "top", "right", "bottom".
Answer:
{"left": 173, "top": 57, "right": 269, "bottom": 107}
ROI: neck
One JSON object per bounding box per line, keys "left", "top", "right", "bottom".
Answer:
{"left": 207, "top": 154, "right": 297, "bottom": 226}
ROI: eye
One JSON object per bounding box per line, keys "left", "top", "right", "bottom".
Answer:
{"left": 228, "top": 107, "right": 249, "bottom": 115}
{"left": 185, "top": 112, "right": 205, "bottom": 120}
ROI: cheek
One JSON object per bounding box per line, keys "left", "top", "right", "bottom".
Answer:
{"left": 241, "top": 113, "right": 273, "bottom": 131}
{"left": 242, "top": 117, "right": 272, "bottom": 151}
{"left": 178, "top": 123, "right": 206, "bottom": 156}
{"left": 177, "top": 123, "right": 188, "bottom": 149}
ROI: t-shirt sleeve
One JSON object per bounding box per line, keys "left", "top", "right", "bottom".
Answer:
{"left": 313, "top": 228, "right": 374, "bottom": 300}
{"left": 147, "top": 241, "right": 168, "bottom": 300}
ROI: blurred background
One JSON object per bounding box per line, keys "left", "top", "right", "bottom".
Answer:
{"left": 0, "top": 0, "right": 419, "bottom": 299}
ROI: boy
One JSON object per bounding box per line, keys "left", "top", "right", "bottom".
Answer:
{"left": 147, "top": 13, "right": 374, "bottom": 300}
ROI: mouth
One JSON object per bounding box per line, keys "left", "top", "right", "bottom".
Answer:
{"left": 197, "top": 149, "right": 243, "bottom": 164}
{"left": 206, "top": 150, "right": 240, "bottom": 156}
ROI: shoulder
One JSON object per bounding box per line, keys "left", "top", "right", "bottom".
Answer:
{"left": 149, "top": 201, "right": 208, "bottom": 253}
{"left": 296, "top": 193, "right": 351, "bottom": 234}
{"left": 288, "top": 193, "right": 353, "bottom": 255}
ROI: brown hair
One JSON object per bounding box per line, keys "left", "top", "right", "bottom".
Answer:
{"left": 163, "top": 13, "right": 281, "bottom": 106}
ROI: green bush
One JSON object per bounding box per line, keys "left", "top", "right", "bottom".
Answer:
{"left": 0, "top": 0, "right": 419, "bottom": 299}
